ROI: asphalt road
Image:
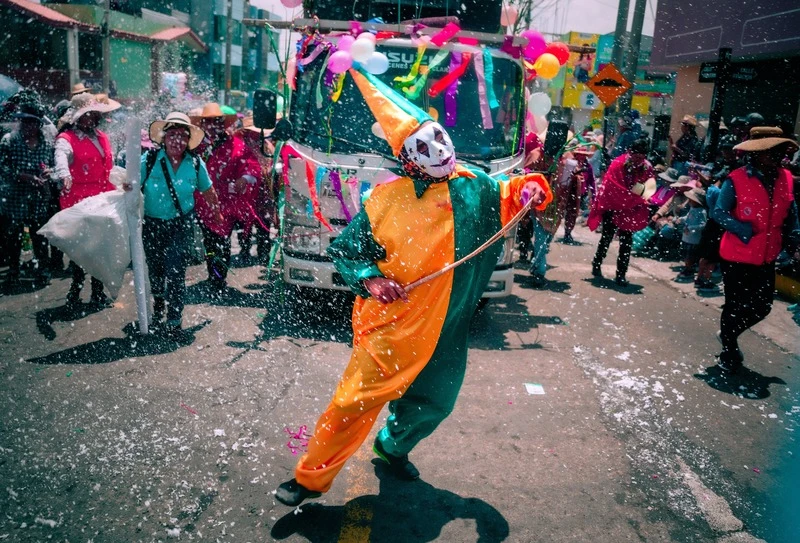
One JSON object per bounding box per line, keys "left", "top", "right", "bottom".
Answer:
{"left": 0, "top": 224, "right": 798, "bottom": 543}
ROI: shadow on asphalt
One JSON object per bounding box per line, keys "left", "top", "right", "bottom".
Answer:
{"left": 469, "top": 294, "right": 564, "bottom": 351}
{"left": 514, "top": 272, "right": 571, "bottom": 293}
{"left": 585, "top": 276, "right": 644, "bottom": 294}
{"left": 271, "top": 462, "right": 509, "bottom": 542}
{"left": 35, "top": 302, "right": 107, "bottom": 341}
{"left": 693, "top": 365, "right": 787, "bottom": 399}
{"left": 26, "top": 321, "right": 211, "bottom": 365}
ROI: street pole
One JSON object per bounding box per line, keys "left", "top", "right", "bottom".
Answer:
{"left": 224, "top": 0, "right": 234, "bottom": 106}
{"left": 102, "top": 0, "right": 110, "bottom": 94}
{"left": 618, "top": 0, "right": 647, "bottom": 113}
{"left": 704, "top": 48, "right": 732, "bottom": 162}
{"left": 604, "top": 0, "right": 630, "bottom": 148}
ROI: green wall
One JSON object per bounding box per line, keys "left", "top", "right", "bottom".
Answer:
{"left": 111, "top": 39, "right": 151, "bottom": 98}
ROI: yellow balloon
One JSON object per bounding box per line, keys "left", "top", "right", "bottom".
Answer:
{"left": 533, "top": 53, "right": 561, "bottom": 80}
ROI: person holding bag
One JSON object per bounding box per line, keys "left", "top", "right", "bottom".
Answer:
{"left": 135, "top": 112, "right": 223, "bottom": 338}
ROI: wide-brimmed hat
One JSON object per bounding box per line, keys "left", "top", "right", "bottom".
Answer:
{"left": 190, "top": 102, "right": 237, "bottom": 128}
{"left": 681, "top": 115, "right": 697, "bottom": 127}
{"left": 64, "top": 93, "right": 121, "bottom": 124}
{"left": 670, "top": 175, "right": 699, "bottom": 190}
{"left": 684, "top": 187, "right": 707, "bottom": 207}
{"left": 631, "top": 177, "right": 658, "bottom": 201}
{"left": 70, "top": 83, "right": 91, "bottom": 97}
{"left": 657, "top": 167, "right": 681, "bottom": 184}
{"left": 733, "top": 126, "right": 799, "bottom": 153}
{"left": 149, "top": 112, "right": 205, "bottom": 150}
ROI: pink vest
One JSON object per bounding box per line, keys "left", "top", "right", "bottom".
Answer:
{"left": 57, "top": 130, "right": 114, "bottom": 209}
{"left": 719, "top": 167, "right": 794, "bottom": 265}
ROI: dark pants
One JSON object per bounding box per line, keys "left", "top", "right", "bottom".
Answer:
{"left": 562, "top": 182, "right": 580, "bottom": 238}
{"left": 71, "top": 264, "right": 105, "bottom": 299}
{"left": 719, "top": 260, "right": 776, "bottom": 363}
{"left": 7, "top": 219, "right": 49, "bottom": 277}
{"left": 201, "top": 224, "right": 231, "bottom": 287}
{"left": 592, "top": 212, "right": 633, "bottom": 280}
{"left": 143, "top": 215, "right": 192, "bottom": 327}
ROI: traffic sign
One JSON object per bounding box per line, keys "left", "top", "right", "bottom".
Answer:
{"left": 586, "top": 64, "right": 632, "bottom": 106}
{"left": 698, "top": 61, "right": 758, "bottom": 83}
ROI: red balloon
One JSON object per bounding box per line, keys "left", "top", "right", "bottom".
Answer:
{"left": 545, "top": 42, "right": 571, "bottom": 65}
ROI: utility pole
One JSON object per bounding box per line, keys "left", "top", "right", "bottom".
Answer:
{"left": 603, "top": 0, "right": 630, "bottom": 146}
{"left": 224, "top": 0, "right": 234, "bottom": 105}
{"left": 704, "top": 48, "right": 732, "bottom": 162}
{"left": 102, "top": 0, "right": 111, "bottom": 93}
{"left": 618, "top": 0, "right": 647, "bottom": 113}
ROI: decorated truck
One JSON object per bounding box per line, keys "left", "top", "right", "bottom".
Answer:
{"left": 251, "top": 19, "right": 532, "bottom": 298}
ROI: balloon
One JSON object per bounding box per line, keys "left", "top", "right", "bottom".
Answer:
{"left": 545, "top": 42, "right": 570, "bottom": 65}
{"left": 371, "top": 122, "right": 386, "bottom": 140}
{"left": 357, "top": 32, "right": 377, "bottom": 44}
{"left": 350, "top": 38, "right": 375, "bottom": 63}
{"left": 533, "top": 53, "right": 561, "bottom": 79}
{"left": 328, "top": 50, "right": 353, "bottom": 74}
{"left": 337, "top": 35, "right": 355, "bottom": 52}
{"left": 521, "top": 30, "right": 546, "bottom": 61}
{"left": 500, "top": 6, "right": 518, "bottom": 27}
{"left": 280, "top": 0, "right": 302, "bottom": 7}
{"left": 364, "top": 52, "right": 389, "bottom": 75}
{"left": 527, "top": 92, "right": 552, "bottom": 117}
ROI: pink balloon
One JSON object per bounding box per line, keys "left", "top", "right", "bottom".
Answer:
{"left": 521, "top": 30, "right": 547, "bottom": 61}
{"left": 338, "top": 35, "right": 355, "bottom": 52}
{"left": 328, "top": 50, "right": 353, "bottom": 74}
{"left": 280, "top": 0, "right": 303, "bottom": 7}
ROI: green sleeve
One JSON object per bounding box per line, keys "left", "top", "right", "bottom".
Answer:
{"left": 327, "top": 209, "right": 386, "bottom": 298}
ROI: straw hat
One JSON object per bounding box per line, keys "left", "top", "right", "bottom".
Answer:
{"left": 670, "top": 175, "right": 700, "bottom": 191}
{"left": 64, "top": 92, "right": 120, "bottom": 124}
{"left": 684, "top": 187, "right": 707, "bottom": 207}
{"left": 657, "top": 167, "right": 681, "bottom": 184}
{"left": 733, "top": 126, "right": 799, "bottom": 153}
{"left": 681, "top": 115, "right": 697, "bottom": 127}
{"left": 631, "top": 177, "right": 658, "bottom": 201}
{"left": 149, "top": 112, "right": 205, "bottom": 150}
{"left": 190, "top": 102, "right": 237, "bottom": 128}
{"left": 70, "top": 82, "right": 91, "bottom": 97}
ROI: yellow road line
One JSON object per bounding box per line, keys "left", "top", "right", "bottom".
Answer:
{"left": 337, "top": 431, "right": 379, "bottom": 543}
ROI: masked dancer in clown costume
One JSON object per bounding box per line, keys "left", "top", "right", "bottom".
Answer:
{"left": 275, "top": 68, "right": 552, "bottom": 506}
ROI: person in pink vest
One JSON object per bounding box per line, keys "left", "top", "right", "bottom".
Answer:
{"left": 54, "top": 93, "right": 120, "bottom": 308}
{"left": 711, "top": 127, "right": 800, "bottom": 374}
{"left": 192, "top": 103, "right": 261, "bottom": 296}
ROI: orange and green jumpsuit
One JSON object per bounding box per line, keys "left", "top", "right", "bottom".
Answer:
{"left": 294, "top": 167, "right": 551, "bottom": 493}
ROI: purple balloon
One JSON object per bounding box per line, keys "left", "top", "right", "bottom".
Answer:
{"left": 338, "top": 35, "right": 355, "bottom": 53}
{"left": 328, "top": 50, "right": 353, "bottom": 74}
{"left": 521, "top": 29, "right": 546, "bottom": 61}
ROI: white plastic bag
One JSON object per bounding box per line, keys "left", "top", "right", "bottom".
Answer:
{"left": 38, "top": 188, "right": 140, "bottom": 298}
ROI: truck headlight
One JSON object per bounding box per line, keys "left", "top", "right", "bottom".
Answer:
{"left": 285, "top": 224, "right": 322, "bottom": 254}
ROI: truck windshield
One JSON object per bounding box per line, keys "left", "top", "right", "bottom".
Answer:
{"left": 290, "top": 43, "right": 524, "bottom": 161}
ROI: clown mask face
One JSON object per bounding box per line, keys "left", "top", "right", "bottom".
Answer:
{"left": 401, "top": 122, "right": 456, "bottom": 179}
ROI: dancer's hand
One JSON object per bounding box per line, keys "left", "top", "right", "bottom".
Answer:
{"left": 521, "top": 181, "right": 546, "bottom": 207}
{"left": 364, "top": 277, "right": 409, "bottom": 304}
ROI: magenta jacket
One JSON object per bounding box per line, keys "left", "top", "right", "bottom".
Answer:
{"left": 588, "top": 154, "right": 653, "bottom": 232}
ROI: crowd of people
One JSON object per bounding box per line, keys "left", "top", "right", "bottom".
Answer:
{"left": 517, "top": 108, "right": 800, "bottom": 376}
{"left": 0, "top": 86, "right": 276, "bottom": 338}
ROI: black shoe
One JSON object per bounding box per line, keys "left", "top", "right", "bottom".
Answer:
{"left": 530, "top": 273, "right": 547, "bottom": 288}
{"left": 373, "top": 438, "right": 420, "bottom": 481}
{"left": 275, "top": 478, "right": 322, "bottom": 506}
{"left": 615, "top": 277, "right": 630, "bottom": 287}
{"left": 561, "top": 234, "right": 576, "bottom": 245}
{"left": 591, "top": 263, "right": 602, "bottom": 278}
{"left": 4, "top": 274, "right": 22, "bottom": 289}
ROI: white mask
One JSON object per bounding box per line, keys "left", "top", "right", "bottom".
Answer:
{"left": 401, "top": 122, "right": 456, "bottom": 179}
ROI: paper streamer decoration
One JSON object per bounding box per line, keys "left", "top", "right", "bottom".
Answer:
{"left": 444, "top": 52, "right": 462, "bottom": 127}
{"left": 430, "top": 22, "right": 460, "bottom": 46}
{"left": 428, "top": 51, "right": 472, "bottom": 98}
{"left": 402, "top": 48, "right": 450, "bottom": 100}
{"left": 328, "top": 170, "right": 353, "bottom": 222}
{"left": 280, "top": 144, "right": 333, "bottom": 232}
{"left": 394, "top": 44, "right": 427, "bottom": 85}
{"left": 473, "top": 50, "right": 493, "bottom": 130}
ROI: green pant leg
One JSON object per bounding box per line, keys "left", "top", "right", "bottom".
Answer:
{"left": 377, "top": 340, "right": 468, "bottom": 457}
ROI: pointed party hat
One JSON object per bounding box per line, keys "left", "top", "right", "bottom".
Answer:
{"left": 348, "top": 67, "right": 433, "bottom": 156}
